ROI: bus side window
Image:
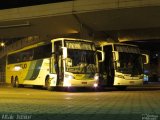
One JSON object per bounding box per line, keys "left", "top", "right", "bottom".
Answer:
{"left": 33, "top": 44, "right": 51, "bottom": 60}
{"left": 21, "top": 49, "right": 34, "bottom": 62}
{"left": 8, "top": 53, "right": 21, "bottom": 64}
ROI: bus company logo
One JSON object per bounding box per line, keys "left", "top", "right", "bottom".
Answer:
{"left": 142, "top": 114, "right": 159, "bottom": 120}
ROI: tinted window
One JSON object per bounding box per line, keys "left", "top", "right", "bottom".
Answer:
{"left": 7, "top": 43, "right": 52, "bottom": 64}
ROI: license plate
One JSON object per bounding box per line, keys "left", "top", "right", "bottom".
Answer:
{"left": 130, "top": 81, "right": 134, "bottom": 84}
{"left": 82, "top": 82, "right": 87, "bottom": 84}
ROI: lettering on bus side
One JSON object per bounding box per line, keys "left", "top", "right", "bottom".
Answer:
{"left": 15, "top": 64, "right": 27, "bottom": 69}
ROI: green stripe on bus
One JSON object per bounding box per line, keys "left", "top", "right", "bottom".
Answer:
{"left": 29, "top": 59, "right": 43, "bottom": 80}
{"left": 24, "top": 61, "right": 37, "bottom": 80}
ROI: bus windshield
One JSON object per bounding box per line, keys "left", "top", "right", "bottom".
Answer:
{"left": 115, "top": 52, "right": 143, "bottom": 75}
{"left": 65, "top": 49, "right": 98, "bottom": 74}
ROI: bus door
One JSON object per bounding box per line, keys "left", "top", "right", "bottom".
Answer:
{"left": 53, "top": 41, "right": 64, "bottom": 86}
{"left": 104, "top": 46, "right": 114, "bottom": 86}
{"left": 98, "top": 45, "right": 114, "bottom": 87}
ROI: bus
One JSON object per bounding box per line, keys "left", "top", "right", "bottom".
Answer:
{"left": 97, "top": 42, "right": 149, "bottom": 90}
{"left": 6, "top": 38, "right": 104, "bottom": 90}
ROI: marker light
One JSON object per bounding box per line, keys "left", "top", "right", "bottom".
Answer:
{"left": 143, "top": 75, "right": 149, "bottom": 81}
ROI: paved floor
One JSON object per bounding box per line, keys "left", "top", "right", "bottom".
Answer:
{"left": 0, "top": 86, "right": 160, "bottom": 120}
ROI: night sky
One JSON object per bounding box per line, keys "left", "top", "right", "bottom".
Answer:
{"left": 0, "top": 0, "right": 72, "bottom": 10}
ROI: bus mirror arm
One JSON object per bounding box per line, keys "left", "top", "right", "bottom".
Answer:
{"left": 113, "top": 51, "right": 119, "bottom": 61}
{"left": 97, "top": 50, "right": 105, "bottom": 62}
{"left": 142, "top": 54, "right": 149, "bottom": 64}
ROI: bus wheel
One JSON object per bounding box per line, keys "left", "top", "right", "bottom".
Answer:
{"left": 45, "top": 76, "right": 54, "bottom": 91}
{"left": 14, "top": 77, "right": 20, "bottom": 88}
{"left": 116, "top": 86, "right": 127, "bottom": 91}
{"left": 11, "top": 76, "right": 16, "bottom": 87}
{"left": 11, "top": 77, "right": 19, "bottom": 88}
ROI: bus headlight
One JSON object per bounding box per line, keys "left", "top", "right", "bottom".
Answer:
{"left": 116, "top": 75, "right": 124, "bottom": 79}
{"left": 93, "top": 83, "right": 98, "bottom": 88}
{"left": 65, "top": 82, "right": 72, "bottom": 87}
{"left": 64, "top": 74, "right": 74, "bottom": 87}
{"left": 65, "top": 74, "right": 75, "bottom": 80}
{"left": 94, "top": 74, "right": 99, "bottom": 81}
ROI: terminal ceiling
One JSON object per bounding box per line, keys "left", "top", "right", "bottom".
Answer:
{"left": 0, "top": 6, "right": 160, "bottom": 43}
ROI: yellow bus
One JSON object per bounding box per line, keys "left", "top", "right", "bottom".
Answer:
{"left": 6, "top": 38, "right": 103, "bottom": 90}
{"left": 97, "top": 42, "right": 149, "bottom": 90}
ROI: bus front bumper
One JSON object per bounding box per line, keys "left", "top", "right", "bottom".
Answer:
{"left": 63, "top": 79, "right": 98, "bottom": 88}
{"left": 114, "top": 77, "right": 143, "bottom": 86}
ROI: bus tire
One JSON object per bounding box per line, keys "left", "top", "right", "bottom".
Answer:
{"left": 14, "top": 76, "right": 20, "bottom": 88}
{"left": 11, "top": 76, "right": 16, "bottom": 87}
{"left": 45, "top": 76, "right": 54, "bottom": 91}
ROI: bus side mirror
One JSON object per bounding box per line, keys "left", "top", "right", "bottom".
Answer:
{"left": 97, "top": 50, "right": 104, "bottom": 62}
{"left": 142, "top": 54, "right": 149, "bottom": 64}
{"left": 113, "top": 51, "right": 119, "bottom": 61}
{"left": 62, "top": 47, "right": 67, "bottom": 59}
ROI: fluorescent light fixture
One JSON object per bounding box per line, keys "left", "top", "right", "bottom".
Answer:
{"left": 0, "top": 21, "right": 30, "bottom": 29}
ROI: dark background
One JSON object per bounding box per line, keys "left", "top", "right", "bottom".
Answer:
{"left": 0, "top": 0, "right": 72, "bottom": 10}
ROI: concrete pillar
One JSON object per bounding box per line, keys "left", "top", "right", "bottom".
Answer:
{"left": 158, "top": 56, "right": 160, "bottom": 81}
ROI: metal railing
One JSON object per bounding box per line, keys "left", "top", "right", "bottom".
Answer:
{"left": 0, "top": 36, "right": 43, "bottom": 58}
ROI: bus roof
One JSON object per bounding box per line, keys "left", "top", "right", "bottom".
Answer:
{"left": 51, "top": 38, "right": 93, "bottom": 43}
{"left": 97, "top": 42, "right": 138, "bottom": 48}
{"left": 8, "top": 38, "right": 94, "bottom": 55}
